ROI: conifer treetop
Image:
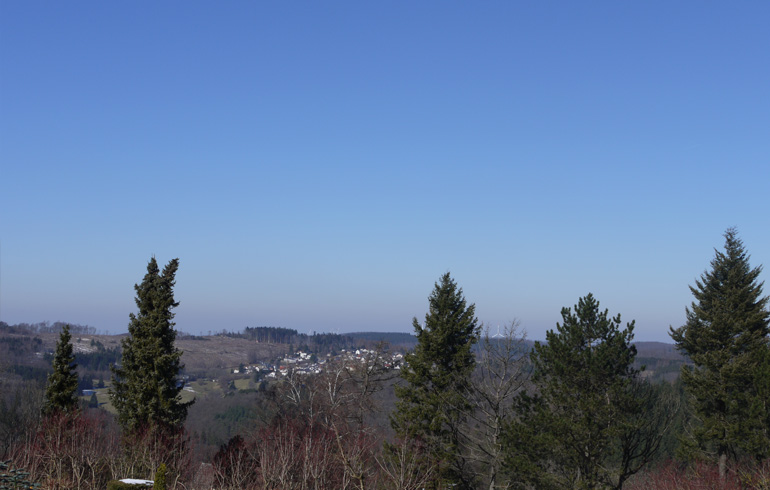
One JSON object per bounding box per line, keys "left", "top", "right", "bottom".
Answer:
{"left": 111, "top": 257, "right": 191, "bottom": 432}
{"left": 43, "top": 324, "right": 79, "bottom": 416}
{"left": 669, "top": 228, "right": 770, "bottom": 468}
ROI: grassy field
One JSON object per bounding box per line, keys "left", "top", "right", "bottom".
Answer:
{"left": 81, "top": 384, "right": 117, "bottom": 413}
{"left": 81, "top": 379, "right": 209, "bottom": 414}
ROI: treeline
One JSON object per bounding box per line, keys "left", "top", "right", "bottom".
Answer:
{"left": 237, "top": 326, "right": 298, "bottom": 343}
{"left": 41, "top": 340, "right": 121, "bottom": 373}
{"left": 347, "top": 331, "right": 419, "bottom": 348}
{"left": 0, "top": 321, "right": 97, "bottom": 335}
{"left": 75, "top": 342, "right": 121, "bottom": 372}
{"left": 0, "top": 329, "right": 50, "bottom": 387}
{"left": 0, "top": 335, "right": 42, "bottom": 356}
{"left": 222, "top": 326, "right": 356, "bottom": 353}
{"left": 0, "top": 335, "right": 117, "bottom": 392}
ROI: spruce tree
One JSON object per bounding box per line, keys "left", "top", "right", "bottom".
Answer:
{"left": 670, "top": 228, "right": 770, "bottom": 474}
{"left": 508, "top": 294, "right": 668, "bottom": 489}
{"left": 43, "top": 324, "right": 79, "bottom": 415}
{"left": 111, "top": 257, "right": 192, "bottom": 432}
{"left": 391, "top": 272, "right": 480, "bottom": 487}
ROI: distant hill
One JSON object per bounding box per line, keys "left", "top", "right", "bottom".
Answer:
{"left": 634, "top": 341, "right": 684, "bottom": 360}
{"left": 633, "top": 341, "right": 687, "bottom": 383}
{"left": 347, "top": 332, "right": 418, "bottom": 348}
{"left": 2, "top": 322, "right": 686, "bottom": 384}
{"left": 345, "top": 334, "right": 686, "bottom": 383}
{"left": 347, "top": 333, "right": 683, "bottom": 353}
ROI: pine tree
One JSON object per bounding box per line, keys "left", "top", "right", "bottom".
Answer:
{"left": 509, "top": 294, "right": 669, "bottom": 489}
{"left": 111, "top": 257, "right": 192, "bottom": 432}
{"left": 391, "top": 272, "right": 480, "bottom": 487}
{"left": 43, "top": 324, "right": 79, "bottom": 415}
{"left": 670, "top": 228, "right": 770, "bottom": 475}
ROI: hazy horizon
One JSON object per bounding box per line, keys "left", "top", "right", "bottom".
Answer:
{"left": 2, "top": 2, "right": 768, "bottom": 342}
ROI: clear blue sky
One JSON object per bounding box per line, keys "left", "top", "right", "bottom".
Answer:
{"left": 1, "top": 2, "right": 768, "bottom": 341}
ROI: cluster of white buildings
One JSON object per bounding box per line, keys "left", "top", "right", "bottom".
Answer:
{"left": 234, "top": 348, "right": 404, "bottom": 380}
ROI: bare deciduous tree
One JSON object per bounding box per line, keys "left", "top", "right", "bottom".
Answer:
{"left": 377, "top": 437, "right": 437, "bottom": 490}
{"left": 462, "top": 322, "right": 531, "bottom": 489}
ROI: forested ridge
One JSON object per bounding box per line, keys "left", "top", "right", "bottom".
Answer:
{"left": 1, "top": 229, "right": 769, "bottom": 489}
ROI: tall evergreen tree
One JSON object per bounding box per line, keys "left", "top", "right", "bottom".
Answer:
{"left": 670, "top": 228, "right": 770, "bottom": 476}
{"left": 111, "top": 257, "right": 192, "bottom": 432}
{"left": 43, "top": 324, "right": 79, "bottom": 415}
{"left": 391, "top": 272, "right": 480, "bottom": 487}
{"left": 507, "top": 294, "right": 669, "bottom": 489}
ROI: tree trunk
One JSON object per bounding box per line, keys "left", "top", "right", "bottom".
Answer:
{"left": 718, "top": 451, "right": 727, "bottom": 485}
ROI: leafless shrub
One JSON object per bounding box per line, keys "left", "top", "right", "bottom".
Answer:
{"left": 11, "top": 409, "right": 117, "bottom": 489}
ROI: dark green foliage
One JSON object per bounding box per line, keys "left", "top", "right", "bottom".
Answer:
{"left": 78, "top": 373, "right": 94, "bottom": 393}
{"left": 347, "top": 331, "right": 418, "bottom": 348}
{"left": 214, "top": 405, "right": 256, "bottom": 425}
{"left": 6, "top": 366, "right": 48, "bottom": 385}
{"left": 391, "top": 272, "right": 480, "bottom": 487}
{"left": 176, "top": 333, "right": 209, "bottom": 341}
{"left": 0, "top": 335, "right": 42, "bottom": 354}
{"left": 153, "top": 464, "right": 167, "bottom": 490}
{"left": 0, "top": 460, "right": 40, "bottom": 489}
{"left": 42, "top": 325, "right": 79, "bottom": 416}
{"left": 750, "top": 346, "right": 770, "bottom": 455}
{"left": 76, "top": 346, "right": 121, "bottom": 372}
{"left": 507, "top": 294, "right": 670, "bottom": 489}
{"left": 1, "top": 335, "right": 48, "bottom": 388}
{"left": 111, "top": 257, "right": 193, "bottom": 432}
{"left": 224, "top": 326, "right": 355, "bottom": 354}
{"left": 240, "top": 326, "right": 299, "bottom": 343}
{"left": 307, "top": 332, "right": 354, "bottom": 350}
{"left": 670, "top": 228, "right": 770, "bottom": 467}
